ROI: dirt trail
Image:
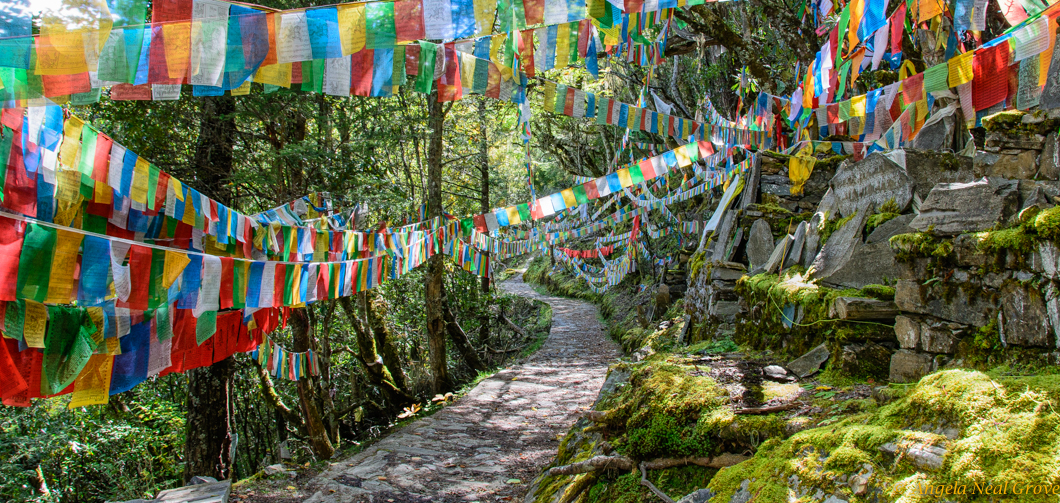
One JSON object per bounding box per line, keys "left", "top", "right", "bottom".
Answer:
{"left": 301, "top": 273, "right": 620, "bottom": 503}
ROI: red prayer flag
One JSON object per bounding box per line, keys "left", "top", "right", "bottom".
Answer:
{"left": 92, "top": 133, "right": 112, "bottom": 184}
{"left": 583, "top": 181, "right": 599, "bottom": 199}
{"left": 1, "top": 108, "right": 22, "bottom": 130}
{"left": 0, "top": 218, "right": 24, "bottom": 301}
{"left": 564, "top": 87, "right": 575, "bottom": 116}
{"left": 524, "top": 0, "right": 544, "bottom": 25}
{"left": 973, "top": 43, "right": 1009, "bottom": 111}
{"left": 890, "top": 4, "right": 905, "bottom": 55}
{"left": 639, "top": 159, "right": 656, "bottom": 180}
{"left": 395, "top": 0, "right": 426, "bottom": 42}
{"left": 219, "top": 257, "right": 234, "bottom": 309}
{"left": 351, "top": 49, "right": 374, "bottom": 96}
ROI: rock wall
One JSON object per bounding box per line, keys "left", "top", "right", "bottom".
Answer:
{"left": 686, "top": 111, "right": 1060, "bottom": 382}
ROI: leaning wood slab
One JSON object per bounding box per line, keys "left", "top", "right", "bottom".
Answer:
{"left": 154, "top": 480, "right": 231, "bottom": 503}
{"left": 832, "top": 297, "right": 899, "bottom": 320}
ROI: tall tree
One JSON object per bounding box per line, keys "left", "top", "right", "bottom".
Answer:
{"left": 425, "top": 91, "right": 453, "bottom": 394}
{"left": 183, "top": 95, "right": 237, "bottom": 482}
{"left": 476, "top": 98, "right": 491, "bottom": 346}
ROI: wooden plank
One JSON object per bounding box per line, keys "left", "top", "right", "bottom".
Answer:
{"left": 833, "top": 297, "right": 899, "bottom": 321}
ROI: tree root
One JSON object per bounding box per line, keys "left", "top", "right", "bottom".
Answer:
{"left": 640, "top": 462, "right": 676, "bottom": 503}
{"left": 734, "top": 402, "right": 798, "bottom": 414}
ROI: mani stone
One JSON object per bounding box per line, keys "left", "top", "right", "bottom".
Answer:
{"left": 911, "top": 112, "right": 957, "bottom": 152}
{"left": 785, "top": 221, "right": 808, "bottom": 267}
{"left": 908, "top": 177, "right": 1020, "bottom": 235}
{"left": 801, "top": 213, "right": 823, "bottom": 269}
{"left": 746, "top": 219, "right": 774, "bottom": 269}
{"left": 823, "top": 240, "right": 900, "bottom": 289}
{"left": 902, "top": 150, "right": 975, "bottom": 199}
{"left": 829, "top": 154, "right": 915, "bottom": 218}
{"left": 810, "top": 210, "right": 869, "bottom": 281}
{"left": 761, "top": 234, "right": 794, "bottom": 274}
{"left": 785, "top": 343, "right": 830, "bottom": 378}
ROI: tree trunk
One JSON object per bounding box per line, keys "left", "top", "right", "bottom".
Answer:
{"left": 476, "top": 98, "right": 491, "bottom": 347}
{"left": 290, "top": 309, "right": 335, "bottom": 459}
{"left": 183, "top": 94, "right": 237, "bottom": 483}
{"left": 444, "top": 303, "right": 488, "bottom": 373}
{"left": 183, "top": 357, "right": 235, "bottom": 482}
{"left": 338, "top": 296, "right": 417, "bottom": 408}
{"left": 364, "top": 292, "right": 409, "bottom": 391}
{"left": 425, "top": 91, "right": 452, "bottom": 395}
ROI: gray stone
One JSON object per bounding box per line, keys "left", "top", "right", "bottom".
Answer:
{"left": 822, "top": 496, "right": 849, "bottom": 503}
{"left": 801, "top": 213, "right": 823, "bottom": 269}
{"left": 676, "top": 488, "right": 715, "bottom": 503}
{"left": 866, "top": 214, "right": 915, "bottom": 244}
{"left": 817, "top": 188, "right": 838, "bottom": 218}
{"left": 830, "top": 154, "right": 915, "bottom": 218}
{"left": 728, "top": 479, "right": 753, "bottom": 503}
{"left": 156, "top": 480, "right": 230, "bottom": 503}
{"left": 895, "top": 279, "right": 999, "bottom": 326}
{"left": 785, "top": 343, "right": 830, "bottom": 378}
{"left": 786, "top": 221, "right": 807, "bottom": 267}
{"left": 810, "top": 210, "right": 869, "bottom": 280}
{"left": 974, "top": 149, "right": 1038, "bottom": 180}
{"left": 903, "top": 150, "right": 975, "bottom": 199}
{"left": 838, "top": 342, "right": 893, "bottom": 377}
{"left": 710, "top": 263, "right": 747, "bottom": 282}
{"left": 894, "top": 315, "right": 965, "bottom": 353}
{"left": 823, "top": 241, "right": 901, "bottom": 289}
{"left": 879, "top": 442, "right": 947, "bottom": 471}
{"left": 188, "top": 476, "right": 218, "bottom": 485}
{"left": 762, "top": 235, "right": 794, "bottom": 274}
{"left": 912, "top": 113, "right": 956, "bottom": 152}
{"left": 263, "top": 464, "right": 294, "bottom": 477}
{"left": 889, "top": 349, "right": 936, "bottom": 383}
{"left": 1039, "top": 132, "right": 1060, "bottom": 180}
{"left": 1021, "top": 186, "right": 1055, "bottom": 211}
{"left": 1040, "top": 241, "right": 1060, "bottom": 279}
{"left": 1000, "top": 283, "right": 1052, "bottom": 347}
{"left": 908, "top": 178, "right": 1020, "bottom": 235}
{"left": 746, "top": 219, "right": 774, "bottom": 269}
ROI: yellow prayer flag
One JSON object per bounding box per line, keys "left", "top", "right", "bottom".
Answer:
{"left": 69, "top": 354, "right": 114, "bottom": 408}
{"left": 93, "top": 178, "right": 112, "bottom": 205}
{"left": 556, "top": 24, "right": 571, "bottom": 69}
{"left": 55, "top": 168, "right": 82, "bottom": 203}
{"left": 561, "top": 188, "right": 577, "bottom": 208}
{"left": 86, "top": 307, "right": 105, "bottom": 346}
{"left": 131, "top": 157, "right": 150, "bottom": 204}
{"left": 36, "top": 28, "right": 89, "bottom": 76}
{"left": 675, "top": 146, "right": 692, "bottom": 167}
{"left": 290, "top": 263, "right": 302, "bottom": 307}
{"left": 789, "top": 152, "right": 816, "bottom": 196}
{"left": 337, "top": 4, "right": 367, "bottom": 55}
{"left": 626, "top": 107, "right": 639, "bottom": 130}
{"left": 474, "top": 0, "right": 497, "bottom": 36}
{"left": 490, "top": 34, "right": 506, "bottom": 63}
{"left": 918, "top": 0, "right": 943, "bottom": 23}
{"left": 59, "top": 116, "right": 85, "bottom": 168}
{"left": 23, "top": 300, "right": 48, "bottom": 348}
{"left": 106, "top": 336, "right": 121, "bottom": 355}
{"left": 181, "top": 192, "right": 198, "bottom": 226}
{"left": 45, "top": 229, "right": 84, "bottom": 304}
{"left": 254, "top": 63, "right": 293, "bottom": 87}
{"left": 847, "top": 0, "right": 864, "bottom": 48}
{"left": 852, "top": 95, "right": 867, "bottom": 117}
{"left": 543, "top": 81, "right": 556, "bottom": 111}
{"left": 460, "top": 53, "right": 476, "bottom": 89}
{"left": 162, "top": 22, "right": 192, "bottom": 79}
{"left": 170, "top": 177, "right": 184, "bottom": 202}
{"left": 163, "top": 251, "right": 191, "bottom": 289}
{"left": 506, "top": 206, "right": 521, "bottom": 226}
{"left": 948, "top": 51, "right": 974, "bottom": 86}
{"left": 617, "top": 168, "right": 633, "bottom": 187}
{"left": 231, "top": 79, "right": 252, "bottom": 96}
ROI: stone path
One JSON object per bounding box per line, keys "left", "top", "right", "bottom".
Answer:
{"left": 302, "top": 273, "right": 620, "bottom": 503}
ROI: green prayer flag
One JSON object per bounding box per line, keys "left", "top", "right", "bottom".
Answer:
{"left": 923, "top": 64, "right": 949, "bottom": 93}
{"left": 415, "top": 42, "right": 438, "bottom": 94}
{"left": 42, "top": 306, "right": 97, "bottom": 395}
{"left": 837, "top": 60, "right": 851, "bottom": 99}
{"left": 148, "top": 248, "right": 166, "bottom": 309}
{"left": 573, "top": 185, "right": 588, "bottom": 205}
{"left": 554, "top": 84, "right": 567, "bottom": 113}
{"left": 473, "top": 58, "right": 489, "bottom": 94}
{"left": 17, "top": 224, "right": 56, "bottom": 303}
{"left": 836, "top": 6, "right": 849, "bottom": 59}
{"left": 0, "top": 126, "right": 11, "bottom": 201}
{"left": 146, "top": 164, "right": 160, "bottom": 211}
{"left": 4, "top": 299, "right": 23, "bottom": 341}
{"left": 393, "top": 46, "right": 406, "bottom": 86}
{"left": 629, "top": 165, "right": 644, "bottom": 184}
{"left": 517, "top": 204, "right": 531, "bottom": 221}
{"left": 366, "top": 2, "right": 396, "bottom": 49}
{"left": 196, "top": 310, "right": 217, "bottom": 344}
{"left": 284, "top": 264, "right": 296, "bottom": 306}
{"left": 233, "top": 263, "right": 246, "bottom": 309}
{"left": 78, "top": 126, "right": 98, "bottom": 177}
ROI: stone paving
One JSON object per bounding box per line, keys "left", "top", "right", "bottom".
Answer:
{"left": 302, "top": 273, "right": 619, "bottom": 503}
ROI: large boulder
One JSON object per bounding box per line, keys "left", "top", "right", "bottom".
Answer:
{"left": 810, "top": 210, "right": 869, "bottom": 280}
{"left": 823, "top": 241, "right": 901, "bottom": 289}
{"left": 911, "top": 112, "right": 957, "bottom": 152}
{"left": 786, "top": 343, "right": 830, "bottom": 378}
{"left": 908, "top": 178, "right": 1020, "bottom": 235}
{"left": 829, "top": 154, "right": 915, "bottom": 218}
{"left": 894, "top": 315, "right": 966, "bottom": 354}
{"left": 746, "top": 219, "right": 774, "bottom": 269}
{"left": 865, "top": 214, "right": 916, "bottom": 244}
{"left": 974, "top": 149, "right": 1039, "bottom": 180}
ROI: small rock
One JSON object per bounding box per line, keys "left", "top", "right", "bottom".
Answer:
{"left": 763, "top": 365, "right": 792, "bottom": 381}
{"left": 785, "top": 343, "right": 830, "bottom": 378}
{"left": 188, "top": 476, "right": 217, "bottom": 485}
{"left": 879, "top": 442, "right": 947, "bottom": 471}
{"left": 728, "top": 480, "right": 753, "bottom": 503}
{"left": 506, "top": 478, "right": 522, "bottom": 484}
{"left": 676, "top": 488, "right": 715, "bottom": 503}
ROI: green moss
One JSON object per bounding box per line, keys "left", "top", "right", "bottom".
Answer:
{"left": 708, "top": 370, "right": 1060, "bottom": 502}
{"left": 982, "top": 110, "right": 1027, "bottom": 132}
{"left": 820, "top": 212, "right": 856, "bottom": 244}
{"left": 859, "top": 284, "right": 895, "bottom": 300}
{"left": 1034, "top": 206, "right": 1060, "bottom": 241}
{"left": 686, "top": 337, "right": 739, "bottom": 355}
{"left": 889, "top": 232, "right": 955, "bottom": 263}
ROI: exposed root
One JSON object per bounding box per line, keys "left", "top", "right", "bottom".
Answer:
{"left": 548, "top": 453, "right": 749, "bottom": 477}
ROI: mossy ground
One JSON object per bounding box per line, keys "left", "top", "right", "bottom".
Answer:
{"left": 708, "top": 369, "right": 1060, "bottom": 503}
